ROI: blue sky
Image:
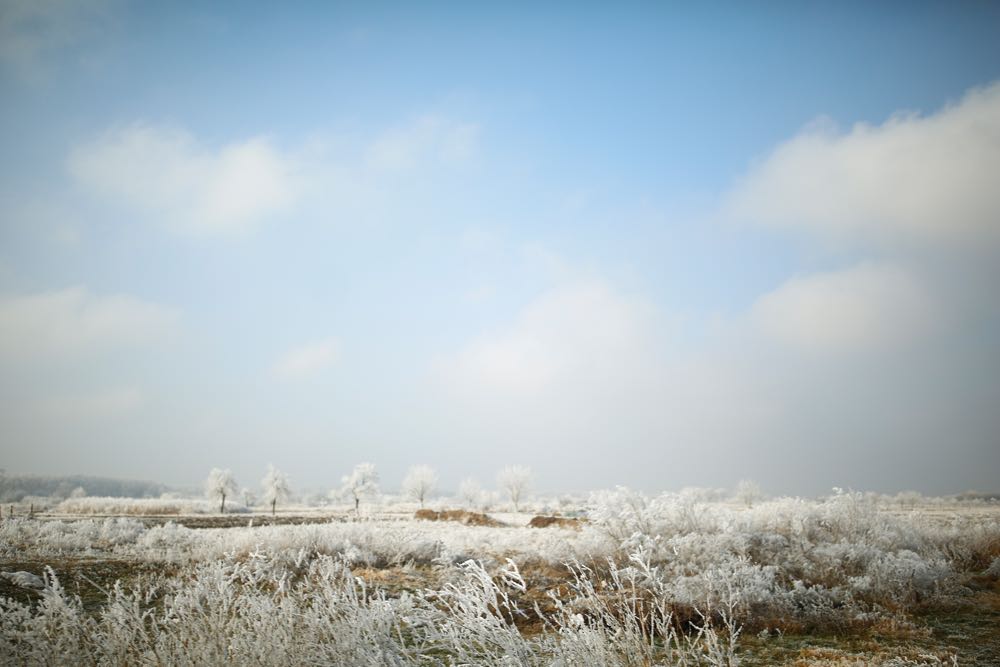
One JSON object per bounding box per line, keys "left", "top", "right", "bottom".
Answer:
{"left": 2, "top": 1, "right": 999, "bottom": 496}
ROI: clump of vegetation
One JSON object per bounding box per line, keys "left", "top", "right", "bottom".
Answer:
{"left": 0, "top": 553, "right": 745, "bottom": 666}
{"left": 528, "top": 515, "right": 584, "bottom": 529}
{"left": 2, "top": 489, "right": 999, "bottom": 664}
{"left": 414, "top": 508, "right": 504, "bottom": 527}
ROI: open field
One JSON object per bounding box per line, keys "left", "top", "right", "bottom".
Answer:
{"left": 2, "top": 491, "right": 999, "bottom": 665}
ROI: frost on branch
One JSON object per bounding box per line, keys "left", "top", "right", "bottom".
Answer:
{"left": 341, "top": 462, "right": 379, "bottom": 515}
{"left": 204, "top": 468, "right": 238, "bottom": 514}
{"left": 401, "top": 465, "right": 437, "bottom": 509}
{"left": 261, "top": 465, "right": 291, "bottom": 516}
{"left": 497, "top": 465, "right": 531, "bottom": 512}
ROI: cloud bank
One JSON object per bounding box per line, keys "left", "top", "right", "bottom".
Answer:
{"left": 440, "top": 280, "right": 657, "bottom": 396}
{"left": 426, "top": 82, "right": 1000, "bottom": 493}
{"left": 726, "top": 82, "right": 1000, "bottom": 248}
{"left": 750, "top": 262, "right": 935, "bottom": 352}
{"left": 0, "top": 285, "right": 178, "bottom": 361}
{"left": 69, "top": 124, "right": 297, "bottom": 234}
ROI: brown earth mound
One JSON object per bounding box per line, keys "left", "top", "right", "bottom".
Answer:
{"left": 413, "top": 509, "right": 504, "bottom": 527}
{"left": 528, "top": 515, "right": 584, "bottom": 529}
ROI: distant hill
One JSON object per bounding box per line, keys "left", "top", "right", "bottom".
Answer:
{"left": 0, "top": 472, "right": 168, "bottom": 502}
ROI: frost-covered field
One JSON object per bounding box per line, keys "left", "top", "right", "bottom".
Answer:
{"left": 2, "top": 490, "right": 999, "bottom": 666}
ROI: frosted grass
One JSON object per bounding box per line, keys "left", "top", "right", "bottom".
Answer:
{"left": 2, "top": 490, "right": 997, "bottom": 665}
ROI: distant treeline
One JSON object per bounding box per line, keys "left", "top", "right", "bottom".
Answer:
{"left": 0, "top": 472, "right": 167, "bottom": 503}
{"left": 953, "top": 490, "right": 1000, "bottom": 502}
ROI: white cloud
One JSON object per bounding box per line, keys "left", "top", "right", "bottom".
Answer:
{"left": 438, "top": 279, "right": 656, "bottom": 396}
{"left": 272, "top": 338, "right": 340, "bottom": 379}
{"left": 750, "top": 262, "right": 935, "bottom": 351}
{"left": 427, "top": 273, "right": 784, "bottom": 483}
{"left": 65, "top": 115, "right": 479, "bottom": 235}
{"left": 0, "top": 286, "right": 178, "bottom": 360}
{"left": 365, "top": 115, "right": 480, "bottom": 170}
{"left": 726, "top": 82, "right": 1000, "bottom": 247}
{"left": 68, "top": 124, "right": 297, "bottom": 234}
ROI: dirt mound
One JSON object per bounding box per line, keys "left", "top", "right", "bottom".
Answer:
{"left": 414, "top": 509, "right": 504, "bottom": 527}
{"left": 528, "top": 515, "right": 584, "bottom": 530}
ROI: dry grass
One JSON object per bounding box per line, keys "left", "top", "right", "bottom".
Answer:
{"left": 413, "top": 508, "right": 505, "bottom": 526}
{"left": 528, "top": 515, "right": 585, "bottom": 529}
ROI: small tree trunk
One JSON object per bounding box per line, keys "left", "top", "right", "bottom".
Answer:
{"left": 220, "top": 493, "right": 226, "bottom": 514}
{"left": 271, "top": 499, "right": 276, "bottom": 516}
{"left": 354, "top": 496, "right": 360, "bottom": 516}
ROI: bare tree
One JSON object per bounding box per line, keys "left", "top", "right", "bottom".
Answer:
{"left": 458, "top": 478, "right": 482, "bottom": 509}
{"left": 402, "top": 465, "right": 437, "bottom": 508}
{"left": 261, "top": 464, "right": 291, "bottom": 516}
{"left": 496, "top": 465, "right": 531, "bottom": 513}
{"left": 734, "top": 479, "right": 762, "bottom": 508}
{"left": 895, "top": 490, "right": 923, "bottom": 510}
{"left": 341, "top": 463, "right": 379, "bottom": 516}
{"left": 205, "top": 468, "right": 238, "bottom": 513}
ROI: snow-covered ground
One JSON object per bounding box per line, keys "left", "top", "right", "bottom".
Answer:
{"left": 2, "top": 490, "right": 998, "bottom": 665}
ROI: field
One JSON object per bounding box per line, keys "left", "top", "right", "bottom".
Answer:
{"left": 2, "top": 491, "right": 999, "bottom": 666}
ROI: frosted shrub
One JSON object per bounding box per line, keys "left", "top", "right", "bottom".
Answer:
{"left": 4, "top": 489, "right": 999, "bottom": 661}
{"left": 4, "top": 516, "right": 609, "bottom": 569}
{"left": 583, "top": 488, "right": 996, "bottom": 628}
{"left": 540, "top": 554, "right": 740, "bottom": 667}
{"left": 423, "top": 559, "right": 535, "bottom": 665}
{"left": 928, "top": 520, "right": 1000, "bottom": 571}
{"left": 0, "top": 569, "right": 95, "bottom": 665}
{"left": 0, "top": 553, "right": 739, "bottom": 667}
{"left": 588, "top": 487, "right": 716, "bottom": 544}
{"left": 847, "top": 549, "right": 950, "bottom": 606}
{"left": 588, "top": 487, "right": 657, "bottom": 541}
{"left": 54, "top": 496, "right": 216, "bottom": 516}
{"left": 0, "top": 517, "right": 147, "bottom": 556}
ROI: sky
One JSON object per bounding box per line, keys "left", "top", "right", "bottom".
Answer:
{"left": 1, "top": 1, "right": 999, "bottom": 497}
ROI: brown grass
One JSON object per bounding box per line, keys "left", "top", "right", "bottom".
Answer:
{"left": 413, "top": 509, "right": 505, "bottom": 527}
{"left": 528, "top": 515, "right": 585, "bottom": 530}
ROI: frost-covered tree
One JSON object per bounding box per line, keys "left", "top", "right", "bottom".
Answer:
{"left": 496, "top": 465, "right": 531, "bottom": 512}
{"left": 401, "top": 465, "right": 437, "bottom": 508}
{"left": 735, "top": 479, "right": 762, "bottom": 508}
{"left": 261, "top": 465, "right": 291, "bottom": 516}
{"left": 341, "top": 463, "right": 379, "bottom": 515}
{"left": 458, "top": 478, "right": 482, "bottom": 509}
{"left": 895, "top": 490, "right": 923, "bottom": 510}
{"left": 205, "top": 468, "right": 238, "bottom": 513}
